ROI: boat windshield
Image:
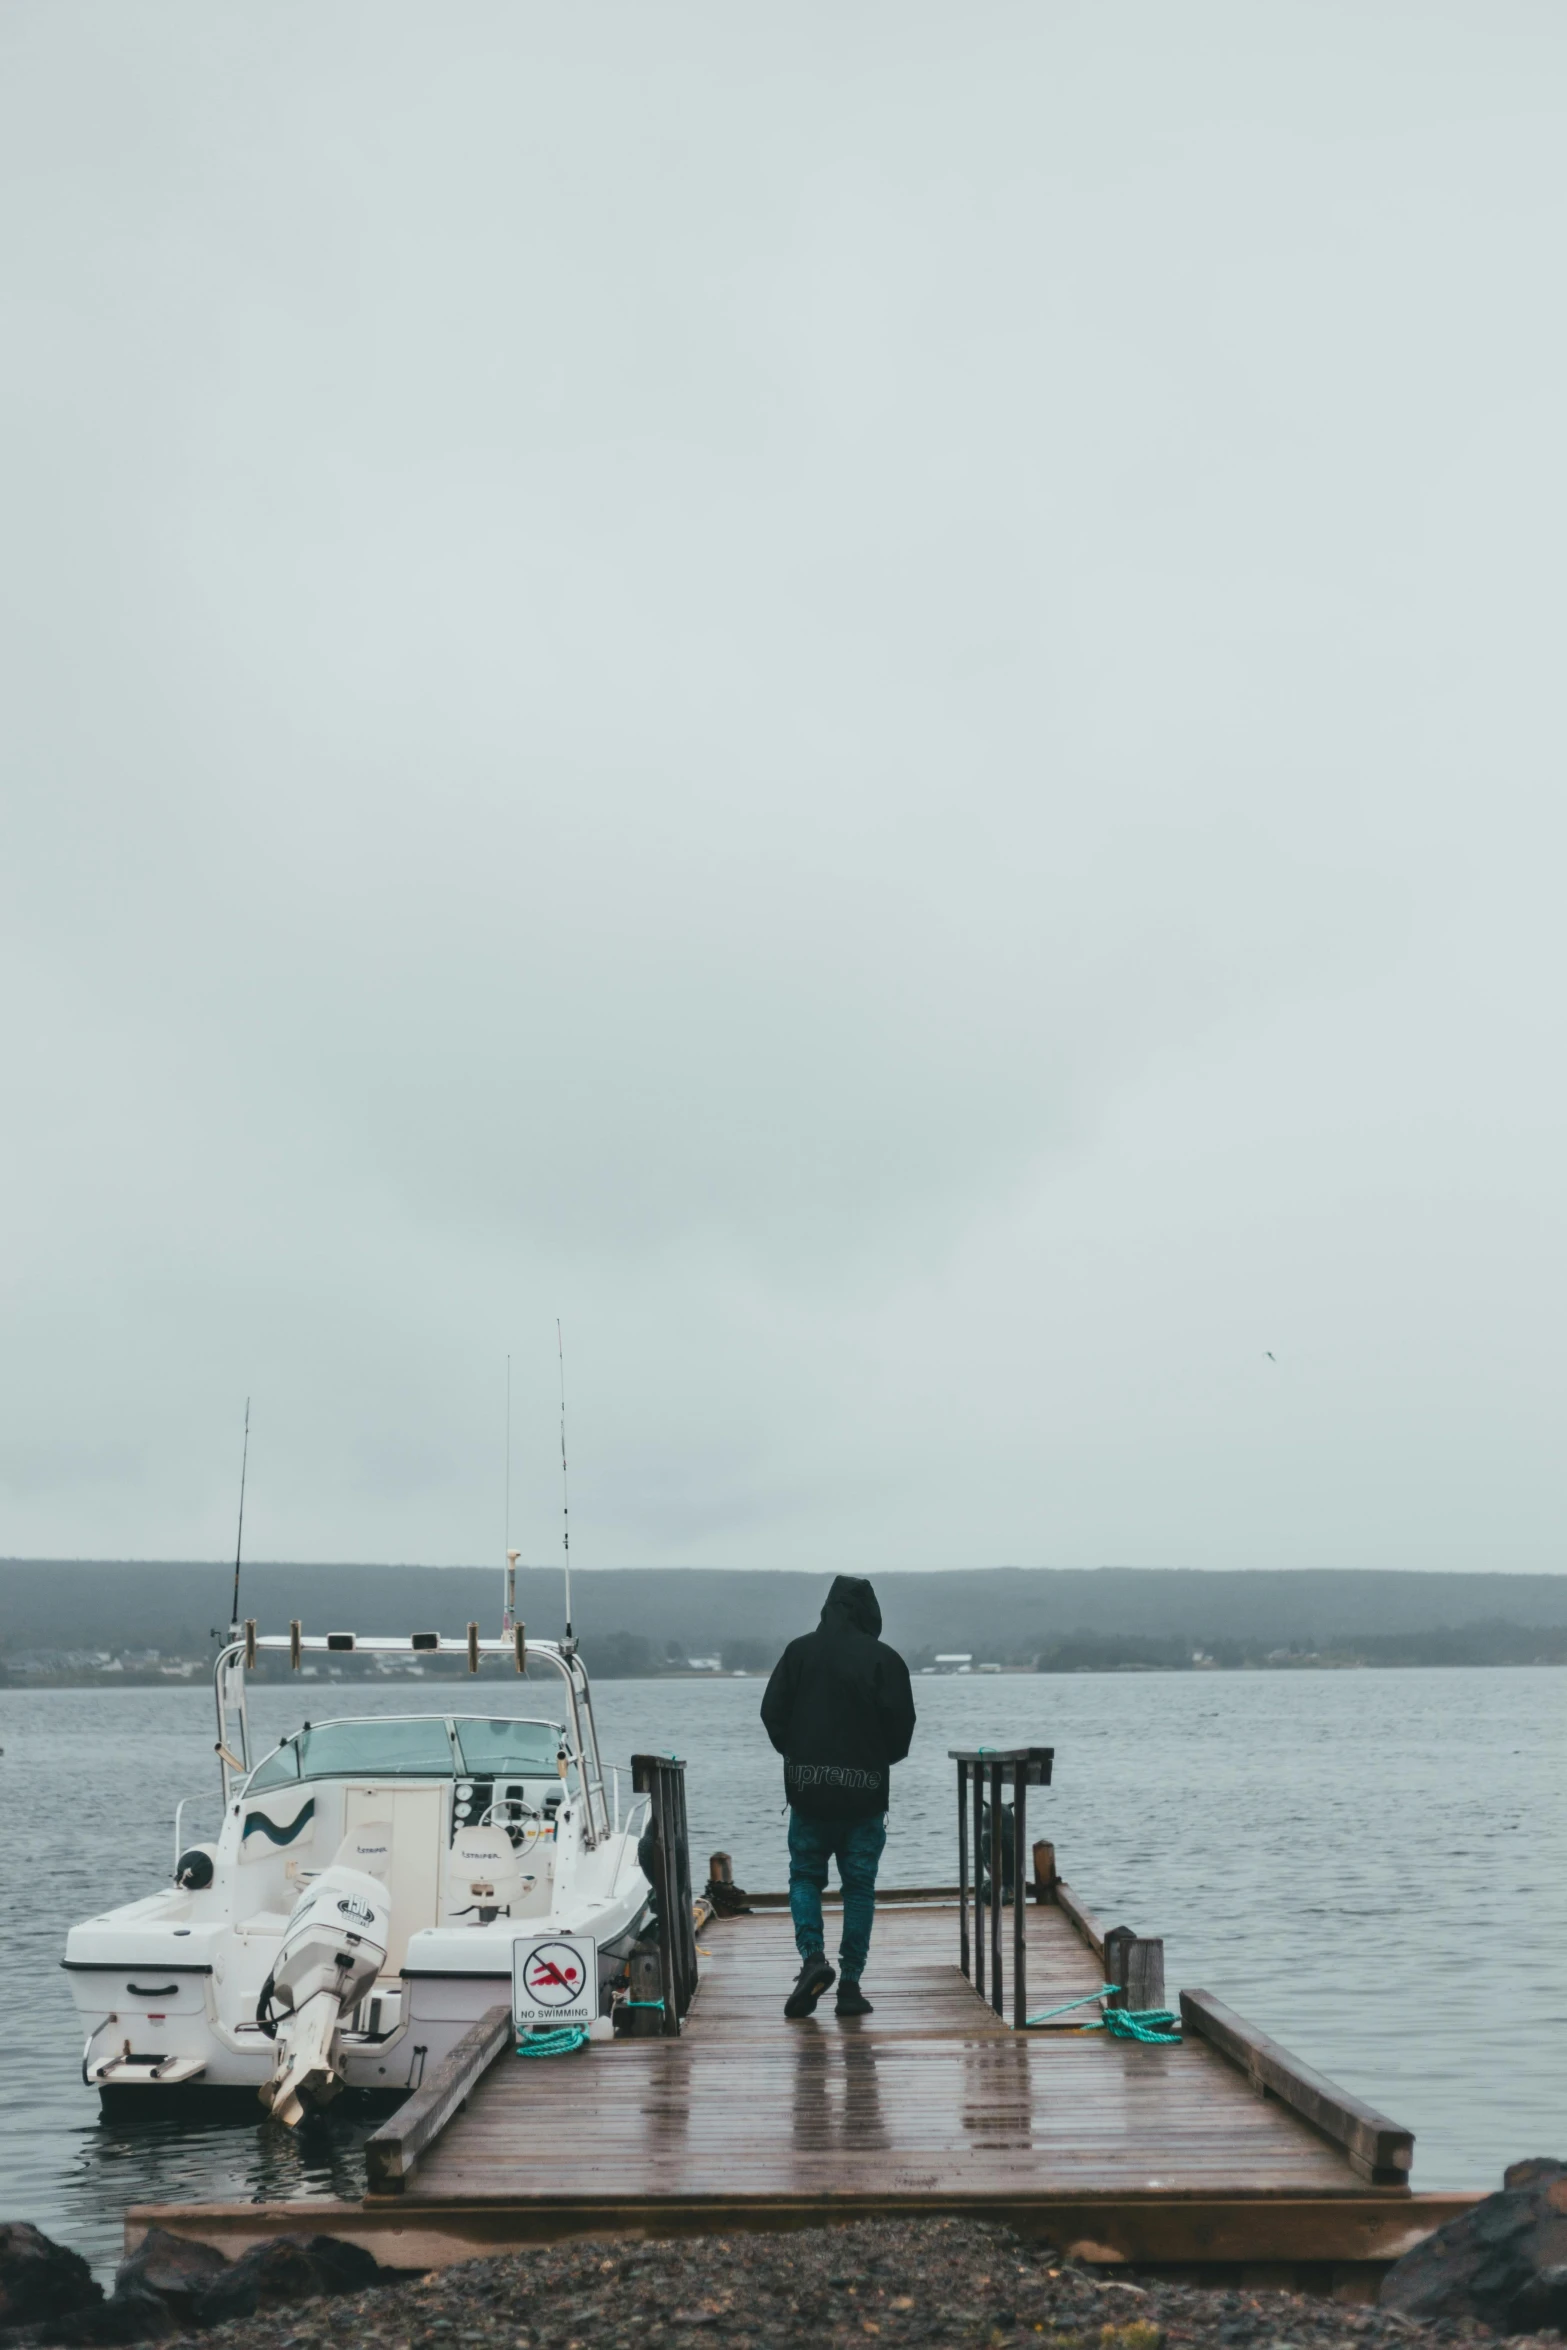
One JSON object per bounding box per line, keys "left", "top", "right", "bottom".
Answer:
{"left": 453, "top": 1718, "right": 564, "bottom": 1776}
{"left": 245, "top": 1714, "right": 567, "bottom": 1792}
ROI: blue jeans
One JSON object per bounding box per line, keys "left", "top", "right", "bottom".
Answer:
{"left": 788, "top": 1809, "right": 887, "bottom": 1983}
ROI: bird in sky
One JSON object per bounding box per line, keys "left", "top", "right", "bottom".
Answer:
{"left": 1265, "top": 1351, "right": 1277, "bottom": 1362}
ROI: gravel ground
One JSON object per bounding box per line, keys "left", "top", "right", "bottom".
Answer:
{"left": 178, "top": 2220, "right": 1563, "bottom": 2350}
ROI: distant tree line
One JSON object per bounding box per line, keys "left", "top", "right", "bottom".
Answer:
{"left": 589, "top": 1633, "right": 780, "bottom": 1677}
{"left": 1026, "top": 1619, "right": 1567, "bottom": 1671}
{"left": 5, "top": 1553, "right": 1566, "bottom": 1683}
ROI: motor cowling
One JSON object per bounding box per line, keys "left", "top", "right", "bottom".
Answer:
{"left": 269, "top": 1864, "right": 390, "bottom": 2015}
{"left": 258, "top": 1864, "right": 390, "bottom": 2126}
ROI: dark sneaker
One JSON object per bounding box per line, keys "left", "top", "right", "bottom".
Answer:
{"left": 784, "top": 1954, "right": 837, "bottom": 2018}
{"left": 835, "top": 1980, "right": 873, "bottom": 2017}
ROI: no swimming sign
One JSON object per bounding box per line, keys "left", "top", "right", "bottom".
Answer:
{"left": 513, "top": 1933, "right": 598, "bottom": 2031}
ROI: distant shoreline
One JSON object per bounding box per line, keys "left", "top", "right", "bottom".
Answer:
{"left": 2, "top": 1655, "right": 1563, "bottom": 1692}
{"left": 6, "top": 1561, "right": 1565, "bottom": 1686}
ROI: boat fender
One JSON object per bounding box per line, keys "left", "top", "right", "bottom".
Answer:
{"left": 175, "top": 1846, "right": 215, "bottom": 1890}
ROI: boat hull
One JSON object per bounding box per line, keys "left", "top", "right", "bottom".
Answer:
{"left": 69, "top": 1893, "right": 650, "bottom": 2100}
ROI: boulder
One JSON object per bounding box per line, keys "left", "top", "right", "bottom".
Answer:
{"left": 113, "top": 2233, "right": 226, "bottom": 2321}
{"left": 25, "top": 2231, "right": 228, "bottom": 2345}
{"left": 47, "top": 2287, "right": 179, "bottom": 2345}
{"left": 1505, "top": 2158, "right": 1567, "bottom": 2192}
{"left": 1382, "top": 2157, "right": 1567, "bottom": 2333}
{"left": 188, "top": 2234, "right": 380, "bottom": 2326}
{"left": 0, "top": 2223, "right": 385, "bottom": 2348}
{"left": 0, "top": 2225, "right": 102, "bottom": 2332}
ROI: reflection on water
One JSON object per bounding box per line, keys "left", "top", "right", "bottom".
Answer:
{"left": 1, "top": 1667, "right": 1562, "bottom": 2272}
{"left": 74, "top": 2099, "right": 377, "bottom": 2222}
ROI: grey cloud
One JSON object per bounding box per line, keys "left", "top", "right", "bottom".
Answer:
{"left": 3, "top": 2, "right": 1566, "bottom": 1572}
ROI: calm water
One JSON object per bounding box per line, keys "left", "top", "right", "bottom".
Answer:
{"left": 1, "top": 1669, "right": 1561, "bottom": 2274}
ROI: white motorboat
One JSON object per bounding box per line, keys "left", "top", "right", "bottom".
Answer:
{"left": 64, "top": 1621, "right": 653, "bottom": 2121}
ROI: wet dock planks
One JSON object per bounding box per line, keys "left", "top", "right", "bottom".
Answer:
{"left": 407, "top": 1901, "right": 1379, "bottom": 2204}
{"left": 130, "top": 1894, "right": 1475, "bottom": 2282}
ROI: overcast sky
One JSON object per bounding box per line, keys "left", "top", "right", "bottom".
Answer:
{"left": 3, "top": 3, "right": 1566, "bottom": 1575}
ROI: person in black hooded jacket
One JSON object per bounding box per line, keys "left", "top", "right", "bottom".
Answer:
{"left": 760, "top": 1575, "right": 916, "bottom": 2018}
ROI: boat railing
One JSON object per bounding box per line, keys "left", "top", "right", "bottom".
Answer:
{"left": 171, "top": 1795, "right": 219, "bottom": 1873}
{"left": 605, "top": 1770, "right": 654, "bottom": 1839}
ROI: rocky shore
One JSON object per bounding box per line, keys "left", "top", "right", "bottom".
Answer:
{"left": 6, "top": 2160, "right": 1566, "bottom": 2350}
{"left": 9, "top": 2216, "right": 1565, "bottom": 2350}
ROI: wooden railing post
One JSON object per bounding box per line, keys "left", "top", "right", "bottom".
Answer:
{"left": 626, "top": 1946, "right": 664, "bottom": 2037}
{"left": 1011, "top": 1756, "right": 1028, "bottom": 2031}
{"left": 652, "top": 1789, "right": 679, "bottom": 2036}
{"left": 956, "top": 1759, "right": 971, "bottom": 1981}
{"left": 1102, "top": 1927, "right": 1162, "bottom": 2013}
{"left": 632, "top": 1752, "right": 693, "bottom": 2038}
{"left": 972, "top": 1760, "right": 987, "bottom": 2003}
{"left": 671, "top": 1763, "right": 698, "bottom": 2013}
{"left": 1124, "top": 1936, "right": 1165, "bottom": 2012}
{"left": 988, "top": 1759, "right": 1004, "bottom": 2017}
{"left": 1102, "top": 1924, "right": 1135, "bottom": 2007}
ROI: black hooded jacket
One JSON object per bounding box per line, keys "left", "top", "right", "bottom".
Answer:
{"left": 760, "top": 1576, "right": 917, "bottom": 1822}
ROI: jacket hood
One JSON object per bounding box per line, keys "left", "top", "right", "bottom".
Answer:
{"left": 821, "top": 1574, "right": 882, "bottom": 1639}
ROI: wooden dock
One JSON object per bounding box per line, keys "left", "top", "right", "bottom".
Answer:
{"left": 128, "top": 1881, "right": 1473, "bottom": 2291}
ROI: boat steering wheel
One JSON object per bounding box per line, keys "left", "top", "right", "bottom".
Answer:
{"left": 480, "top": 1795, "right": 548, "bottom": 1851}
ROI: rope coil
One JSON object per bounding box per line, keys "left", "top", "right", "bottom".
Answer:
{"left": 516, "top": 2025, "right": 591, "bottom": 2058}
{"left": 1092, "top": 2006, "right": 1181, "bottom": 2044}
{"left": 1025, "top": 1983, "right": 1182, "bottom": 2045}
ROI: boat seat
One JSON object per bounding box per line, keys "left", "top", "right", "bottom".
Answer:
{"left": 444, "top": 1826, "right": 526, "bottom": 1921}
{"left": 333, "top": 1821, "right": 394, "bottom": 1878}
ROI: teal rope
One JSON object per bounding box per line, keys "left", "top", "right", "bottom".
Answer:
{"left": 1087, "top": 2007, "right": 1181, "bottom": 2045}
{"left": 1025, "top": 1983, "right": 1182, "bottom": 2044}
{"left": 1026, "top": 1983, "right": 1115, "bottom": 2026}
{"left": 622, "top": 1999, "right": 664, "bottom": 2010}
{"left": 516, "top": 2025, "right": 590, "bottom": 2057}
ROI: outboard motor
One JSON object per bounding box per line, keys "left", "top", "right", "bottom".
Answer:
{"left": 257, "top": 1865, "right": 390, "bottom": 2126}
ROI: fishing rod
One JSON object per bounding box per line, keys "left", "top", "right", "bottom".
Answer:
{"left": 503, "top": 1352, "right": 519, "bottom": 1636}
{"left": 557, "top": 1319, "right": 573, "bottom": 1645}
{"left": 229, "top": 1398, "right": 251, "bottom": 1637}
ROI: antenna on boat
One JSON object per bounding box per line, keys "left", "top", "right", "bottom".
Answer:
{"left": 557, "top": 1318, "right": 573, "bottom": 1644}
{"left": 229, "top": 1397, "right": 251, "bottom": 1637}
{"left": 503, "top": 1352, "right": 519, "bottom": 1635}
